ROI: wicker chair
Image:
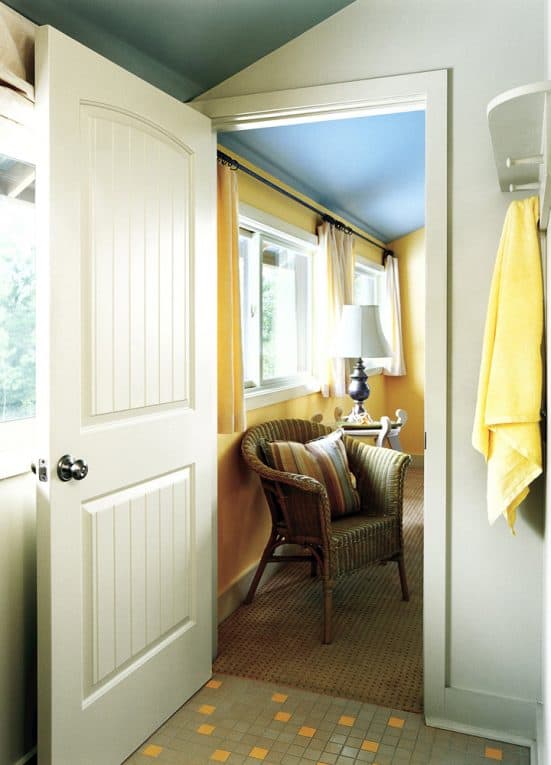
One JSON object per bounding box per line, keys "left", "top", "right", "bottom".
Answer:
{"left": 241, "top": 419, "right": 412, "bottom": 643}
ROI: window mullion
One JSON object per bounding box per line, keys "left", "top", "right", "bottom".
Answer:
{"left": 251, "top": 233, "right": 261, "bottom": 388}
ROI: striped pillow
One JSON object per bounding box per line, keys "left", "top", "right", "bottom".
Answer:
{"left": 262, "top": 430, "right": 360, "bottom": 518}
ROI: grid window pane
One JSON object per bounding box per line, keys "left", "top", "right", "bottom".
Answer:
{"left": 261, "top": 242, "right": 301, "bottom": 381}
{"left": 354, "top": 267, "right": 380, "bottom": 305}
{"left": 0, "top": 155, "right": 36, "bottom": 423}
{"left": 239, "top": 222, "right": 312, "bottom": 393}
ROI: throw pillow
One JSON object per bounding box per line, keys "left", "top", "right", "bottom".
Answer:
{"left": 261, "top": 438, "right": 325, "bottom": 486}
{"left": 305, "top": 429, "right": 360, "bottom": 517}
{"left": 262, "top": 430, "right": 360, "bottom": 518}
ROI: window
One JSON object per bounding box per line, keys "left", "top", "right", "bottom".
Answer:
{"left": 239, "top": 205, "right": 318, "bottom": 408}
{"left": 354, "top": 257, "right": 384, "bottom": 306}
{"left": 0, "top": 154, "right": 36, "bottom": 423}
{"left": 354, "top": 256, "right": 386, "bottom": 374}
{"left": 0, "top": 121, "right": 36, "bottom": 479}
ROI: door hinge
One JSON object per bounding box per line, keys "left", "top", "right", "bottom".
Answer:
{"left": 424, "top": 432, "right": 427, "bottom": 450}
{"left": 31, "top": 458, "right": 48, "bottom": 482}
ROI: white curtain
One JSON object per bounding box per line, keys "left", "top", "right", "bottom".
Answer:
{"left": 381, "top": 253, "right": 406, "bottom": 376}
{"left": 315, "top": 221, "right": 354, "bottom": 397}
{"left": 0, "top": 4, "right": 35, "bottom": 126}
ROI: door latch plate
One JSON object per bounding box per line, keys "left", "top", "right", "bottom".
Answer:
{"left": 31, "top": 459, "right": 48, "bottom": 482}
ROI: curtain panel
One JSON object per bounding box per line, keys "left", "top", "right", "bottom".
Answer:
{"left": 315, "top": 221, "right": 354, "bottom": 398}
{"left": 217, "top": 159, "right": 246, "bottom": 434}
{"left": 382, "top": 253, "right": 406, "bottom": 376}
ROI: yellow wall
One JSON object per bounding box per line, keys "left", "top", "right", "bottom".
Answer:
{"left": 385, "top": 228, "right": 425, "bottom": 456}
{"left": 217, "top": 148, "right": 388, "bottom": 597}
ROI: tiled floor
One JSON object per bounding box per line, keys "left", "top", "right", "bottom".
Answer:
{"left": 124, "top": 674, "right": 530, "bottom": 765}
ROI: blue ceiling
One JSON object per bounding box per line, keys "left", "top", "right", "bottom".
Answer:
{"left": 6, "top": 0, "right": 425, "bottom": 242}
{"left": 220, "top": 111, "right": 426, "bottom": 243}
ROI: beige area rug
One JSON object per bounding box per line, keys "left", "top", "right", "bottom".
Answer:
{"left": 214, "top": 467, "right": 424, "bottom": 714}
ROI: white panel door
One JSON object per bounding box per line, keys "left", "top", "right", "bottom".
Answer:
{"left": 34, "top": 26, "right": 216, "bottom": 765}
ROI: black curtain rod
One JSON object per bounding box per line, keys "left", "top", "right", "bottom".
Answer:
{"left": 217, "top": 150, "right": 393, "bottom": 257}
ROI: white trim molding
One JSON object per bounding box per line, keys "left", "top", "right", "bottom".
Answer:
{"left": 14, "top": 746, "right": 37, "bottom": 765}
{"left": 218, "top": 547, "right": 294, "bottom": 624}
{"left": 240, "top": 202, "right": 318, "bottom": 248}
{"left": 194, "top": 68, "right": 451, "bottom": 732}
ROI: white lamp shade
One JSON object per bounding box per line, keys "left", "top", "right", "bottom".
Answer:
{"left": 335, "top": 304, "right": 392, "bottom": 359}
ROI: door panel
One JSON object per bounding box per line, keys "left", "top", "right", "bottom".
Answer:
{"left": 82, "top": 468, "right": 193, "bottom": 697}
{"left": 81, "top": 105, "right": 192, "bottom": 418}
{"left": 35, "top": 25, "right": 216, "bottom": 765}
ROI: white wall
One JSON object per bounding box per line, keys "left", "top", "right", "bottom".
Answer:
{"left": 0, "top": 472, "right": 36, "bottom": 765}
{"left": 200, "top": 0, "right": 545, "bottom": 741}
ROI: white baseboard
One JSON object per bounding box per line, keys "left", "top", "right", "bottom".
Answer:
{"left": 536, "top": 701, "right": 544, "bottom": 765}
{"left": 426, "top": 714, "right": 536, "bottom": 748}
{"left": 218, "top": 548, "right": 294, "bottom": 624}
{"left": 426, "top": 715, "right": 537, "bottom": 763}
{"left": 410, "top": 453, "right": 424, "bottom": 469}
{"left": 14, "top": 746, "right": 36, "bottom": 765}
{"left": 426, "top": 686, "right": 537, "bottom": 761}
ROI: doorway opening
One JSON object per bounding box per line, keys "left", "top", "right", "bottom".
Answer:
{"left": 194, "top": 69, "right": 447, "bottom": 719}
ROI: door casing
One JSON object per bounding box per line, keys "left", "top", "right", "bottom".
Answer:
{"left": 193, "top": 68, "right": 448, "bottom": 721}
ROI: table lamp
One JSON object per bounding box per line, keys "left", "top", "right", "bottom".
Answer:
{"left": 335, "top": 304, "right": 391, "bottom": 422}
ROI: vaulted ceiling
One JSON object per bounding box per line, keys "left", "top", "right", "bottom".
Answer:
{"left": 219, "top": 111, "right": 425, "bottom": 242}
{"left": 5, "top": 0, "right": 425, "bottom": 242}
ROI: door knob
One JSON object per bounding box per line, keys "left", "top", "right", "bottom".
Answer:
{"left": 57, "top": 454, "right": 88, "bottom": 482}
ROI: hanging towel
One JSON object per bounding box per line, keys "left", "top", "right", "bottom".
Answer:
{"left": 472, "top": 196, "right": 543, "bottom": 532}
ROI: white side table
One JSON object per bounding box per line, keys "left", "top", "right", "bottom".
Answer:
{"left": 311, "top": 409, "right": 408, "bottom": 451}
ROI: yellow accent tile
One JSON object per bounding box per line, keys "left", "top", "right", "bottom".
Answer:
{"left": 271, "top": 693, "right": 288, "bottom": 703}
{"left": 249, "top": 747, "right": 269, "bottom": 760}
{"left": 143, "top": 745, "right": 163, "bottom": 758}
{"left": 388, "top": 716, "right": 405, "bottom": 729}
{"left": 206, "top": 679, "right": 223, "bottom": 689}
{"left": 274, "top": 711, "right": 292, "bottom": 722}
{"left": 485, "top": 747, "right": 503, "bottom": 761}
{"left": 199, "top": 704, "right": 216, "bottom": 715}
{"left": 210, "top": 750, "right": 231, "bottom": 762}
{"left": 338, "top": 715, "right": 356, "bottom": 727}
{"left": 361, "top": 740, "right": 380, "bottom": 752}
{"left": 198, "top": 724, "right": 215, "bottom": 735}
{"left": 298, "top": 726, "right": 316, "bottom": 738}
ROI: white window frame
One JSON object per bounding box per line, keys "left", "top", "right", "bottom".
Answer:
{"left": 354, "top": 254, "right": 384, "bottom": 305}
{"left": 0, "top": 116, "right": 36, "bottom": 479}
{"left": 239, "top": 203, "right": 319, "bottom": 410}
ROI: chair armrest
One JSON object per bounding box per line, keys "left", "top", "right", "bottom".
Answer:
{"left": 345, "top": 438, "right": 411, "bottom": 517}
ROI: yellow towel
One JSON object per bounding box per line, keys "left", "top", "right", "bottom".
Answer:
{"left": 472, "top": 196, "right": 543, "bottom": 532}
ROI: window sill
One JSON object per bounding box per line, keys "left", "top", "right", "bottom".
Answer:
{"left": 245, "top": 378, "right": 320, "bottom": 411}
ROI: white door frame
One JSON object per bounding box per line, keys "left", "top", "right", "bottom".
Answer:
{"left": 193, "top": 69, "right": 448, "bottom": 721}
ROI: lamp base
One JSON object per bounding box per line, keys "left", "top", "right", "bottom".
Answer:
{"left": 347, "top": 358, "right": 371, "bottom": 422}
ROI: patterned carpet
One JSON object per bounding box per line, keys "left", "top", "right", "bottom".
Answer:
{"left": 214, "top": 468, "right": 424, "bottom": 714}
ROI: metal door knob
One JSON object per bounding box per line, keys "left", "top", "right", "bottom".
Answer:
{"left": 57, "top": 454, "right": 88, "bottom": 482}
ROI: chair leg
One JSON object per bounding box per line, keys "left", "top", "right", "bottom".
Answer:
{"left": 397, "top": 555, "right": 410, "bottom": 601}
{"left": 322, "top": 577, "right": 334, "bottom": 644}
{"left": 244, "top": 528, "right": 278, "bottom": 605}
{"left": 310, "top": 556, "right": 318, "bottom": 577}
